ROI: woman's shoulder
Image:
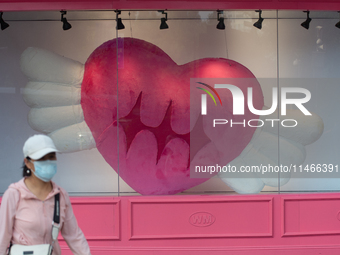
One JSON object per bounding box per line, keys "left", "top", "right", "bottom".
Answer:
{"left": 51, "top": 181, "right": 71, "bottom": 203}
{"left": 2, "top": 180, "right": 22, "bottom": 202}
{"left": 6, "top": 178, "right": 25, "bottom": 193}
{"left": 6, "top": 178, "right": 36, "bottom": 198}
{"left": 51, "top": 181, "right": 68, "bottom": 195}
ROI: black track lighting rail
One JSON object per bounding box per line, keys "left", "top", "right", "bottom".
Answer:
{"left": 1, "top": 9, "right": 340, "bottom": 31}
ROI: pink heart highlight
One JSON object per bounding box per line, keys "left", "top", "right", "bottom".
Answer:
{"left": 81, "top": 38, "right": 263, "bottom": 195}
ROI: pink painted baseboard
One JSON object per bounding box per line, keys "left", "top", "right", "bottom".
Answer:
{"left": 2, "top": 193, "right": 340, "bottom": 254}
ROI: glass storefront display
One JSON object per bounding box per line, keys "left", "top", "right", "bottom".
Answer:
{"left": 0, "top": 10, "right": 339, "bottom": 196}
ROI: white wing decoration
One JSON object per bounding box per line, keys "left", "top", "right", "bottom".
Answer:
{"left": 21, "top": 47, "right": 96, "bottom": 152}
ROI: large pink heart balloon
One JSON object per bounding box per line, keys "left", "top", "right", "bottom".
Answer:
{"left": 81, "top": 38, "right": 263, "bottom": 195}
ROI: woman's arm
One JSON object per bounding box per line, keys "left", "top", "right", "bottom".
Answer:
{"left": 0, "top": 187, "right": 20, "bottom": 255}
{"left": 60, "top": 191, "right": 91, "bottom": 255}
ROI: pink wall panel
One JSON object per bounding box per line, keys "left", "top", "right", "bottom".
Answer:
{"left": 3, "top": 193, "right": 340, "bottom": 254}
{"left": 128, "top": 198, "right": 272, "bottom": 239}
{"left": 282, "top": 196, "right": 340, "bottom": 237}
{"left": 59, "top": 197, "right": 120, "bottom": 241}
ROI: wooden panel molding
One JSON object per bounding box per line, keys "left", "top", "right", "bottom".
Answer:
{"left": 63, "top": 197, "right": 121, "bottom": 241}
{"left": 128, "top": 197, "right": 273, "bottom": 239}
{"left": 282, "top": 196, "right": 340, "bottom": 237}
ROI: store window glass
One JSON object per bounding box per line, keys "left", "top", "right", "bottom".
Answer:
{"left": 278, "top": 11, "right": 340, "bottom": 192}
{"left": 114, "top": 11, "right": 279, "bottom": 195}
{"left": 0, "top": 10, "right": 338, "bottom": 196}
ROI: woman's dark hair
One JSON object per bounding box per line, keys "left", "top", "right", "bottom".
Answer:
{"left": 22, "top": 156, "right": 32, "bottom": 177}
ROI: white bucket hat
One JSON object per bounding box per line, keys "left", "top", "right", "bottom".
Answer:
{"left": 23, "top": 134, "right": 58, "bottom": 160}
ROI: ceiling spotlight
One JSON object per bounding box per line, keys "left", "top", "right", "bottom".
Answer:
{"left": 60, "top": 11, "right": 72, "bottom": 30}
{"left": 0, "top": 12, "right": 9, "bottom": 30}
{"left": 301, "top": 11, "right": 311, "bottom": 30}
{"left": 158, "top": 10, "right": 169, "bottom": 29}
{"left": 335, "top": 11, "right": 340, "bottom": 29}
{"left": 115, "top": 10, "right": 125, "bottom": 30}
{"left": 216, "top": 10, "right": 225, "bottom": 30}
{"left": 253, "top": 10, "right": 263, "bottom": 30}
{"left": 336, "top": 21, "right": 340, "bottom": 29}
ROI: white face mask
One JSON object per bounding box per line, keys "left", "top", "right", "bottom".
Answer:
{"left": 32, "top": 160, "right": 57, "bottom": 182}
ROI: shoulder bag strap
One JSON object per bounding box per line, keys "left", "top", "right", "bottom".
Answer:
{"left": 53, "top": 193, "right": 60, "bottom": 224}
{"left": 51, "top": 193, "right": 60, "bottom": 245}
